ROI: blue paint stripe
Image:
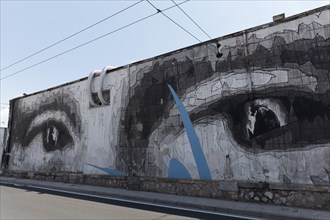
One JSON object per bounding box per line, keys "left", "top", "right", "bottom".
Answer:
{"left": 86, "top": 163, "right": 126, "bottom": 176}
{"left": 167, "top": 84, "right": 212, "bottom": 180}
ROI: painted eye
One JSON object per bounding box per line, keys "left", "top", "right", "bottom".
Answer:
{"left": 22, "top": 113, "right": 75, "bottom": 153}
{"left": 41, "top": 120, "right": 73, "bottom": 152}
{"left": 226, "top": 95, "right": 330, "bottom": 150}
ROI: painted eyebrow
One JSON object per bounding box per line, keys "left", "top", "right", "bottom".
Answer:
{"left": 26, "top": 94, "right": 80, "bottom": 130}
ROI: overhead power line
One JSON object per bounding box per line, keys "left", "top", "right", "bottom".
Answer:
{"left": 0, "top": 0, "right": 143, "bottom": 72}
{"left": 0, "top": 0, "right": 190, "bottom": 81}
{"left": 171, "top": 0, "right": 212, "bottom": 40}
{"left": 146, "top": 0, "right": 202, "bottom": 43}
{"left": 146, "top": 0, "right": 220, "bottom": 56}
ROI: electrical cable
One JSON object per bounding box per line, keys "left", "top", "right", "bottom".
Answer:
{"left": 171, "top": 0, "right": 212, "bottom": 40}
{"left": 146, "top": 0, "right": 220, "bottom": 55}
{"left": 146, "top": 0, "right": 202, "bottom": 43}
{"left": 0, "top": 0, "right": 143, "bottom": 72}
{"left": 0, "top": 0, "right": 190, "bottom": 81}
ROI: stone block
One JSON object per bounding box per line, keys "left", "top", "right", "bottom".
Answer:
{"left": 219, "top": 181, "right": 238, "bottom": 192}
{"left": 265, "top": 191, "right": 274, "bottom": 200}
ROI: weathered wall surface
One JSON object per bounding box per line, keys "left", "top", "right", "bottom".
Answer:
{"left": 4, "top": 6, "right": 330, "bottom": 209}
{"left": 0, "top": 127, "right": 7, "bottom": 168}
{"left": 6, "top": 68, "right": 128, "bottom": 174}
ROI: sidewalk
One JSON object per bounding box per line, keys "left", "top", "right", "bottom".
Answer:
{"left": 0, "top": 176, "right": 329, "bottom": 220}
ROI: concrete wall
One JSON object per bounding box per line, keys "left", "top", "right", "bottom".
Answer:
{"left": 4, "top": 6, "right": 330, "bottom": 207}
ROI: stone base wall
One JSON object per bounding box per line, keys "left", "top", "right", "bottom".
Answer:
{"left": 238, "top": 182, "right": 330, "bottom": 209}
{"left": 3, "top": 171, "right": 329, "bottom": 210}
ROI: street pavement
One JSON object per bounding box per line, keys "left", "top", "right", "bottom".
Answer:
{"left": 1, "top": 185, "right": 195, "bottom": 220}
{"left": 0, "top": 176, "right": 329, "bottom": 220}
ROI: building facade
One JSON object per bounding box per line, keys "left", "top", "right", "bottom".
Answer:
{"left": 3, "top": 5, "right": 330, "bottom": 209}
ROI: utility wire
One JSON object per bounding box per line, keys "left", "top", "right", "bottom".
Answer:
{"left": 146, "top": 0, "right": 219, "bottom": 55}
{"left": 0, "top": 0, "right": 143, "bottom": 72}
{"left": 171, "top": 0, "right": 212, "bottom": 40}
{"left": 0, "top": 0, "right": 190, "bottom": 81}
{"left": 146, "top": 0, "right": 202, "bottom": 43}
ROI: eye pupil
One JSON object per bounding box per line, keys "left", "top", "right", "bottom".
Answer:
{"left": 47, "top": 126, "right": 59, "bottom": 146}
{"left": 253, "top": 106, "right": 280, "bottom": 137}
{"left": 42, "top": 120, "right": 72, "bottom": 152}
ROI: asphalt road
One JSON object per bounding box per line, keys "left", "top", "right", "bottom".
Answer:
{"left": 0, "top": 185, "right": 196, "bottom": 220}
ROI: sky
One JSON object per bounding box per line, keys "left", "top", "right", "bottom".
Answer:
{"left": 0, "top": 0, "right": 329, "bottom": 127}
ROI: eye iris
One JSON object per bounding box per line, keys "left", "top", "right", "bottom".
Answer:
{"left": 252, "top": 106, "right": 280, "bottom": 137}
{"left": 42, "top": 120, "right": 73, "bottom": 152}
